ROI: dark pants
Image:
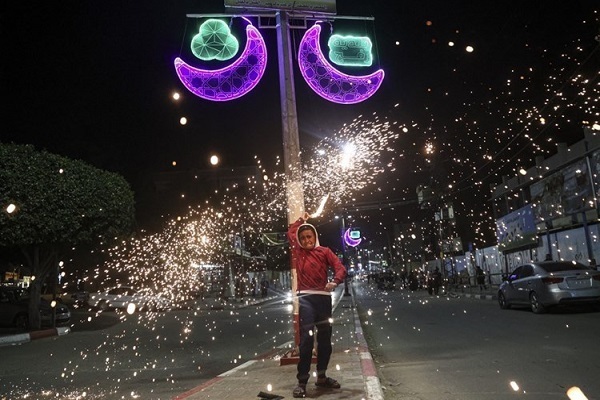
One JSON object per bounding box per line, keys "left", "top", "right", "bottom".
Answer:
{"left": 297, "top": 294, "right": 333, "bottom": 384}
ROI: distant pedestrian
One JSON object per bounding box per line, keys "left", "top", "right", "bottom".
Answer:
{"left": 260, "top": 277, "right": 269, "bottom": 298}
{"left": 431, "top": 268, "right": 442, "bottom": 295}
{"left": 476, "top": 266, "right": 486, "bottom": 290}
{"left": 408, "top": 271, "right": 419, "bottom": 291}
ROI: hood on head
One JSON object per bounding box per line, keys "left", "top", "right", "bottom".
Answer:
{"left": 297, "top": 222, "right": 320, "bottom": 249}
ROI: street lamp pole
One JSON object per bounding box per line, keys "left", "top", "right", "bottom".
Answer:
{"left": 338, "top": 215, "right": 351, "bottom": 296}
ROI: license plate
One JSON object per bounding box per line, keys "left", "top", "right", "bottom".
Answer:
{"left": 566, "top": 278, "right": 591, "bottom": 288}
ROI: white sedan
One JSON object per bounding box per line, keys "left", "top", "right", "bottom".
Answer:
{"left": 87, "top": 285, "right": 172, "bottom": 312}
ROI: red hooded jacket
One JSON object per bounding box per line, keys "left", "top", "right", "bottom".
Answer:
{"left": 288, "top": 217, "right": 347, "bottom": 294}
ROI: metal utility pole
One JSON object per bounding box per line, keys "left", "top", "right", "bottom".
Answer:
{"left": 276, "top": 10, "right": 305, "bottom": 359}
{"left": 276, "top": 11, "right": 304, "bottom": 225}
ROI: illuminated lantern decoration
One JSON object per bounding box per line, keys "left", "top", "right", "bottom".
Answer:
{"left": 328, "top": 34, "right": 373, "bottom": 67}
{"left": 298, "top": 23, "right": 384, "bottom": 104}
{"left": 191, "top": 19, "right": 239, "bottom": 61}
{"left": 344, "top": 228, "right": 362, "bottom": 247}
{"left": 174, "top": 23, "right": 267, "bottom": 102}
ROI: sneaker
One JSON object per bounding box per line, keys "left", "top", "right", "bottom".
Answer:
{"left": 292, "top": 384, "right": 306, "bottom": 398}
{"left": 315, "top": 377, "right": 341, "bottom": 389}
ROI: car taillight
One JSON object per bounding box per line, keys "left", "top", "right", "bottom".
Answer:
{"left": 541, "top": 277, "right": 564, "bottom": 284}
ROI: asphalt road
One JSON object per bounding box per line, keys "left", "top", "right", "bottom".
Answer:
{"left": 2, "top": 284, "right": 599, "bottom": 400}
{"left": 354, "top": 281, "right": 600, "bottom": 400}
{"left": 0, "top": 296, "right": 295, "bottom": 399}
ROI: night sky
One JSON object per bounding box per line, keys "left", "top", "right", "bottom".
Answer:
{"left": 2, "top": 1, "right": 599, "bottom": 248}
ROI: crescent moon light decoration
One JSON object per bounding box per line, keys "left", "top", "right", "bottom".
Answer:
{"left": 344, "top": 228, "right": 362, "bottom": 247}
{"left": 298, "top": 24, "right": 385, "bottom": 104}
{"left": 174, "top": 24, "right": 267, "bottom": 101}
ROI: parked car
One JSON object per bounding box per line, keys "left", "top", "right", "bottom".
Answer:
{"left": 0, "top": 286, "right": 71, "bottom": 330}
{"left": 498, "top": 261, "right": 600, "bottom": 313}
{"left": 69, "top": 290, "right": 90, "bottom": 305}
{"left": 87, "top": 285, "right": 172, "bottom": 312}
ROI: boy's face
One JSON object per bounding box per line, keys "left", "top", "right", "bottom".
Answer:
{"left": 299, "top": 229, "right": 316, "bottom": 249}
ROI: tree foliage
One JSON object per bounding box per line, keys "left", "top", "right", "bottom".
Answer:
{"left": 0, "top": 143, "right": 135, "bottom": 329}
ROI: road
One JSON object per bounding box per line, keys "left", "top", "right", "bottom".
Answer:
{"left": 0, "top": 295, "right": 295, "bottom": 399}
{"left": 353, "top": 280, "right": 600, "bottom": 400}
{"left": 2, "top": 283, "right": 599, "bottom": 400}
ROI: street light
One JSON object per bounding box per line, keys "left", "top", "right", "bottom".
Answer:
{"left": 6, "top": 203, "right": 17, "bottom": 214}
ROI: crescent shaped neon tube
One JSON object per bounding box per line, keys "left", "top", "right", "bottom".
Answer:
{"left": 298, "top": 24, "right": 385, "bottom": 104}
{"left": 174, "top": 24, "right": 267, "bottom": 101}
{"left": 344, "top": 228, "right": 362, "bottom": 247}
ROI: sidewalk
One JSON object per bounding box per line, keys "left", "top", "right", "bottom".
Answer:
{"left": 173, "top": 288, "right": 384, "bottom": 400}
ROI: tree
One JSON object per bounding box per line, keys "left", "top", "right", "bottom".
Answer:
{"left": 0, "top": 143, "right": 134, "bottom": 329}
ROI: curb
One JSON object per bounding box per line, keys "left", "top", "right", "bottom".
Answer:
{"left": 353, "top": 305, "right": 384, "bottom": 400}
{"left": 448, "top": 290, "right": 497, "bottom": 301}
{"left": 350, "top": 286, "right": 384, "bottom": 400}
{"left": 461, "top": 293, "right": 496, "bottom": 301}
{"left": 0, "top": 326, "right": 70, "bottom": 346}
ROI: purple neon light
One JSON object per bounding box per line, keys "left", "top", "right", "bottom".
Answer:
{"left": 344, "top": 228, "right": 362, "bottom": 247}
{"left": 298, "top": 24, "right": 385, "bottom": 105}
{"left": 174, "top": 24, "right": 267, "bottom": 101}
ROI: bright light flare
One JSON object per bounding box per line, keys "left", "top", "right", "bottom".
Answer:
{"left": 340, "top": 142, "right": 356, "bottom": 170}
{"left": 425, "top": 142, "right": 434, "bottom": 155}
{"left": 509, "top": 381, "right": 520, "bottom": 391}
{"left": 567, "top": 387, "right": 588, "bottom": 400}
{"left": 311, "top": 194, "right": 329, "bottom": 218}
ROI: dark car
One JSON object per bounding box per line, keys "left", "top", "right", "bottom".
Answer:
{"left": 377, "top": 272, "right": 396, "bottom": 290}
{"left": 498, "top": 261, "right": 600, "bottom": 313}
{"left": 0, "top": 286, "right": 71, "bottom": 330}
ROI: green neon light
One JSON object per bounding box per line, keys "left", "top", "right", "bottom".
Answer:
{"left": 327, "top": 34, "right": 373, "bottom": 67}
{"left": 191, "top": 19, "right": 239, "bottom": 61}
